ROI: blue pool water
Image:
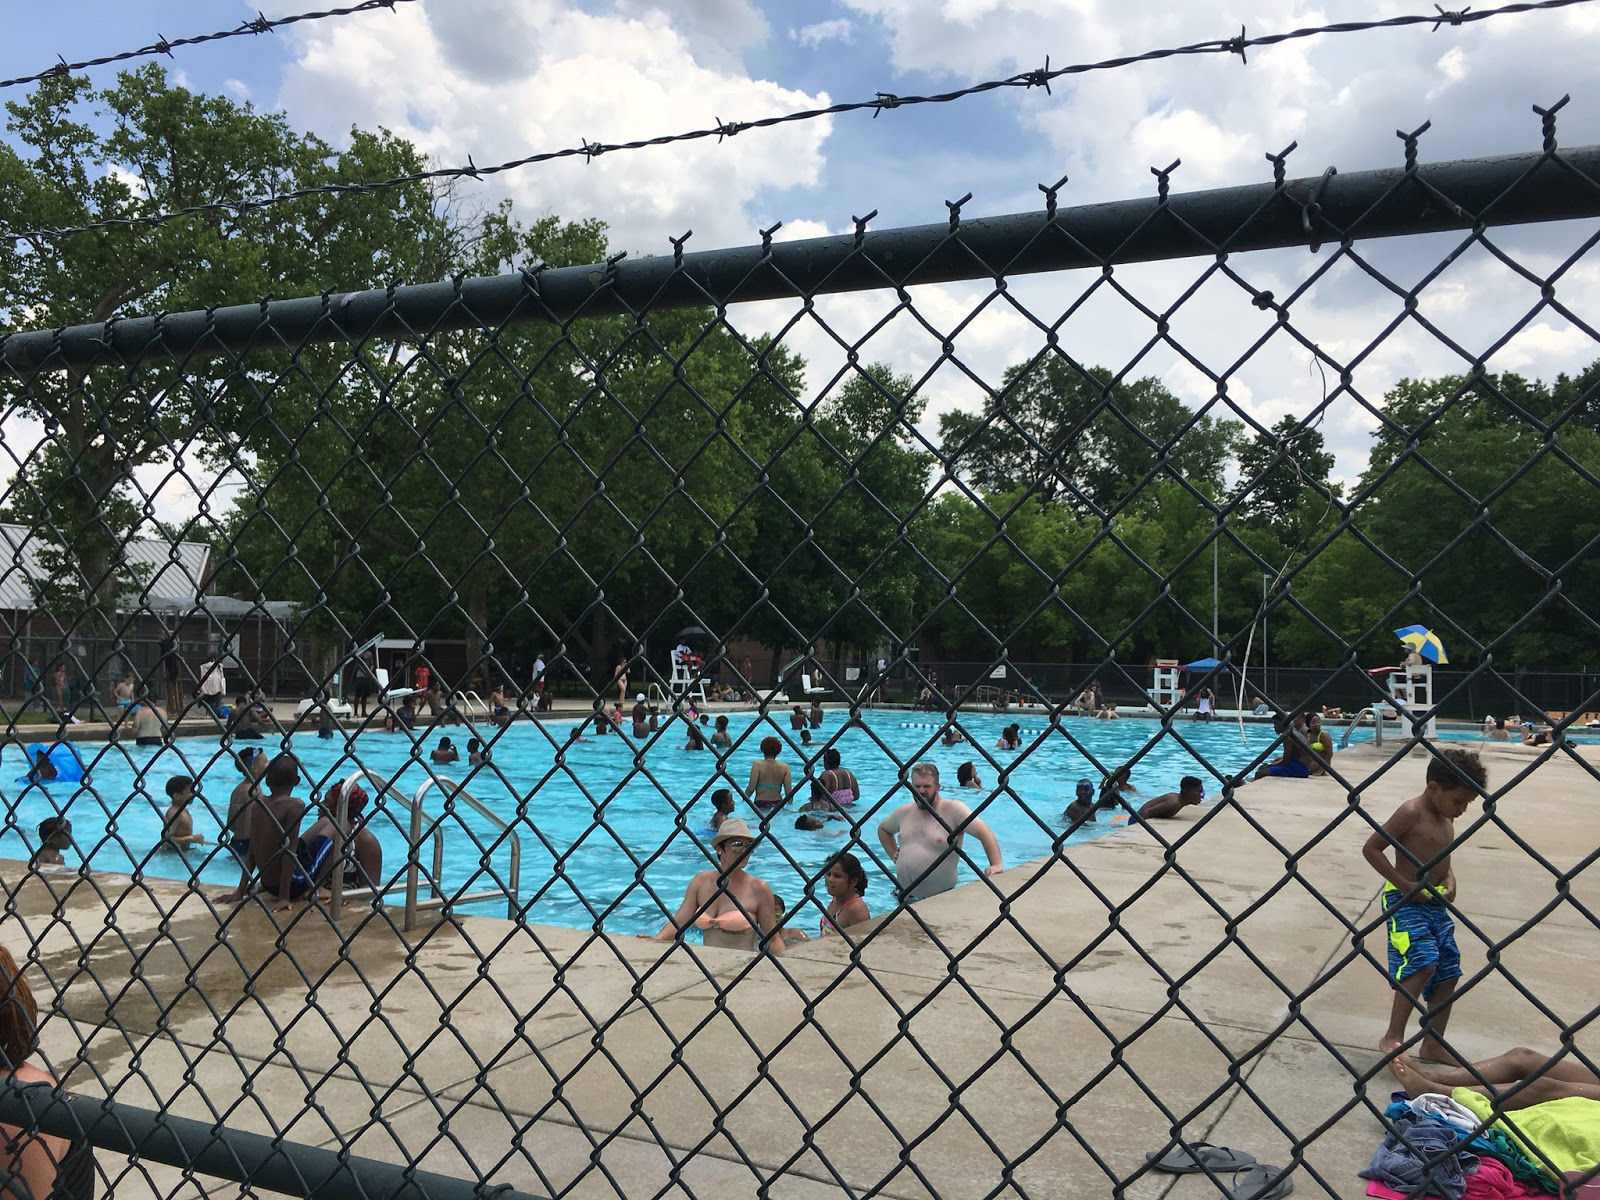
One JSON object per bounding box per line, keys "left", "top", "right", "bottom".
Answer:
{"left": 4, "top": 711, "right": 1294, "bottom": 933}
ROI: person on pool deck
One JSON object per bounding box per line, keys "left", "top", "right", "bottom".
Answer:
{"left": 1362, "top": 746, "right": 1487, "bottom": 1060}
{"left": 638, "top": 819, "right": 784, "bottom": 955}
{"left": 299, "top": 780, "right": 383, "bottom": 896}
{"left": 1193, "top": 687, "right": 1214, "bottom": 721}
{"left": 956, "top": 761, "right": 984, "bottom": 791}
{"left": 246, "top": 753, "right": 310, "bottom": 912}
{"left": 217, "top": 748, "right": 268, "bottom": 902}
{"left": 430, "top": 737, "right": 459, "bottom": 764}
{"left": 1253, "top": 713, "right": 1318, "bottom": 779}
{"left": 160, "top": 776, "right": 208, "bottom": 850}
{"left": 745, "top": 736, "right": 794, "bottom": 818}
{"left": 877, "top": 762, "right": 1004, "bottom": 901}
{"left": 1388, "top": 1049, "right": 1600, "bottom": 1109}
{"left": 1304, "top": 712, "right": 1336, "bottom": 774}
{"left": 1136, "top": 776, "right": 1206, "bottom": 820}
{"left": 0, "top": 944, "right": 99, "bottom": 1200}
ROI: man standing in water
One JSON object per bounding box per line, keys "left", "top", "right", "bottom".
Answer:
{"left": 877, "top": 762, "right": 1004, "bottom": 901}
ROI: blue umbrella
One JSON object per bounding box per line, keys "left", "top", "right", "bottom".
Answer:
{"left": 1183, "top": 657, "right": 1225, "bottom": 671}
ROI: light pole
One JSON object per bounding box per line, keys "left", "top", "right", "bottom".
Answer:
{"left": 1261, "top": 573, "right": 1271, "bottom": 689}
{"left": 1212, "top": 537, "right": 1219, "bottom": 652}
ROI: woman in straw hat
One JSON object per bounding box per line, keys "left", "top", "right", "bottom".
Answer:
{"left": 638, "top": 819, "right": 784, "bottom": 954}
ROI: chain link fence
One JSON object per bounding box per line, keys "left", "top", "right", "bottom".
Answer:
{"left": 2, "top": 105, "right": 1599, "bottom": 1199}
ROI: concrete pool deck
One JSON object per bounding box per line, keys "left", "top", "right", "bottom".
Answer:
{"left": 4, "top": 737, "right": 1596, "bottom": 1198}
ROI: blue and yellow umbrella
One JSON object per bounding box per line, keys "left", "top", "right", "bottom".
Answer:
{"left": 1393, "top": 625, "right": 1448, "bottom": 665}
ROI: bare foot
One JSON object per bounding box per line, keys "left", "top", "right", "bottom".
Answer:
{"left": 1378, "top": 1034, "right": 1403, "bottom": 1056}
{"left": 1387, "top": 1052, "right": 1443, "bottom": 1100}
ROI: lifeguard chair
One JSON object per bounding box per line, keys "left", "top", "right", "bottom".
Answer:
{"left": 1388, "top": 663, "right": 1437, "bottom": 738}
{"left": 669, "top": 652, "right": 708, "bottom": 706}
{"left": 1149, "top": 659, "right": 1183, "bottom": 711}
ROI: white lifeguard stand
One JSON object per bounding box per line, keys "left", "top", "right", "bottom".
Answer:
{"left": 1389, "top": 663, "right": 1437, "bottom": 738}
{"left": 669, "top": 655, "right": 708, "bottom": 706}
{"left": 1149, "top": 659, "right": 1183, "bottom": 711}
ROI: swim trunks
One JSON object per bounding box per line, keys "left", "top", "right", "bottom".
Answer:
{"left": 136, "top": 736, "right": 161, "bottom": 747}
{"left": 227, "top": 836, "right": 252, "bottom": 867}
{"left": 1266, "top": 760, "right": 1310, "bottom": 778}
{"left": 1383, "top": 883, "right": 1460, "bottom": 996}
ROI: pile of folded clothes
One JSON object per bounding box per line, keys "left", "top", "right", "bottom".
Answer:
{"left": 1361, "top": 1090, "right": 1600, "bottom": 1199}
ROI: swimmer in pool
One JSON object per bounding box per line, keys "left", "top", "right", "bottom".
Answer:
{"left": 637, "top": 819, "right": 783, "bottom": 954}
{"left": 877, "top": 762, "right": 1003, "bottom": 901}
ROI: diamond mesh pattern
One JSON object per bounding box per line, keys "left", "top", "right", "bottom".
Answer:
{"left": 2, "top": 118, "right": 1599, "bottom": 1199}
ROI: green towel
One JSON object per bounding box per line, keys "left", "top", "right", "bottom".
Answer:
{"left": 1454, "top": 1087, "right": 1600, "bottom": 1178}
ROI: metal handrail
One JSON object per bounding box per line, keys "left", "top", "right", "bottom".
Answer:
{"left": 407, "top": 777, "right": 522, "bottom": 932}
{"left": 1339, "top": 706, "right": 1388, "bottom": 749}
{"left": 454, "top": 689, "right": 490, "bottom": 718}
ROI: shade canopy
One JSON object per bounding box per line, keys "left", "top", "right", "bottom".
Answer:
{"left": 1393, "top": 625, "right": 1448, "bottom": 665}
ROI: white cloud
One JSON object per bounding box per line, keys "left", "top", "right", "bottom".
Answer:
{"left": 223, "top": 78, "right": 250, "bottom": 100}
{"left": 270, "top": 2, "right": 832, "bottom": 253}
{"left": 792, "top": 19, "right": 856, "bottom": 49}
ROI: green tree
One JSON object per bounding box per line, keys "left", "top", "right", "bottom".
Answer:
{"left": 938, "top": 358, "right": 1239, "bottom": 512}
{"left": 0, "top": 66, "right": 451, "bottom": 637}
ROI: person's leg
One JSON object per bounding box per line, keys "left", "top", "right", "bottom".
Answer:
{"left": 1417, "top": 908, "right": 1463, "bottom": 1064}
{"left": 1390, "top": 1052, "right": 1600, "bottom": 1108}
{"left": 1417, "top": 976, "right": 1458, "bottom": 1064}
{"left": 1380, "top": 966, "right": 1434, "bottom": 1054}
{"left": 1416, "top": 1046, "right": 1600, "bottom": 1088}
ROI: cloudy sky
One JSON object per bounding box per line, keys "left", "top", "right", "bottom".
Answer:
{"left": 6, "top": 0, "right": 1600, "bottom": 519}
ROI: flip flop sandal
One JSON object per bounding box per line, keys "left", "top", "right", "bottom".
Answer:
{"left": 1228, "top": 1163, "right": 1294, "bottom": 1200}
{"left": 1145, "top": 1142, "right": 1259, "bottom": 1174}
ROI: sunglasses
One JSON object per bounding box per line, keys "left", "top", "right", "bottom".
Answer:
{"left": 718, "top": 838, "right": 753, "bottom": 852}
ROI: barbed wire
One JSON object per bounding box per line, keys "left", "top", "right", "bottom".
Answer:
{"left": 0, "top": 0, "right": 418, "bottom": 92}
{"left": 2, "top": 0, "right": 1594, "bottom": 248}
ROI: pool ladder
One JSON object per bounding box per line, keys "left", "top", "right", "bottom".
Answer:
{"left": 329, "top": 770, "right": 522, "bottom": 931}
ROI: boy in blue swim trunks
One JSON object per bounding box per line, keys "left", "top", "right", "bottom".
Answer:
{"left": 1362, "top": 746, "right": 1487, "bottom": 1061}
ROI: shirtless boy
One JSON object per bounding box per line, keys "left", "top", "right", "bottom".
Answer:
{"left": 248, "top": 754, "right": 309, "bottom": 912}
{"left": 1136, "top": 776, "right": 1206, "bottom": 820}
{"left": 1362, "top": 746, "right": 1487, "bottom": 1060}
{"left": 217, "top": 748, "right": 267, "bottom": 902}
{"left": 877, "top": 762, "right": 1003, "bottom": 901}
{"left": 160, "top": 776, "right": 208, "bottom": 849}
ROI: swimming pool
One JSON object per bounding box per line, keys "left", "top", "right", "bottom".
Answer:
{"left": 2, "top": 711, "right": 1283, "bottom": 935}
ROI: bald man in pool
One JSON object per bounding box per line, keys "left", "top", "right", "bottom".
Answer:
{"left": 877, "top": 761, "right": 1004, "bottom": 901}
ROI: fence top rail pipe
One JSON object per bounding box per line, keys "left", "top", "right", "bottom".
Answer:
{"left": 0, "top": 1079, "right": 543, "bottom": 1200}
{"left": 3, "top": 144, "right": 1599, "bottom": 377}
